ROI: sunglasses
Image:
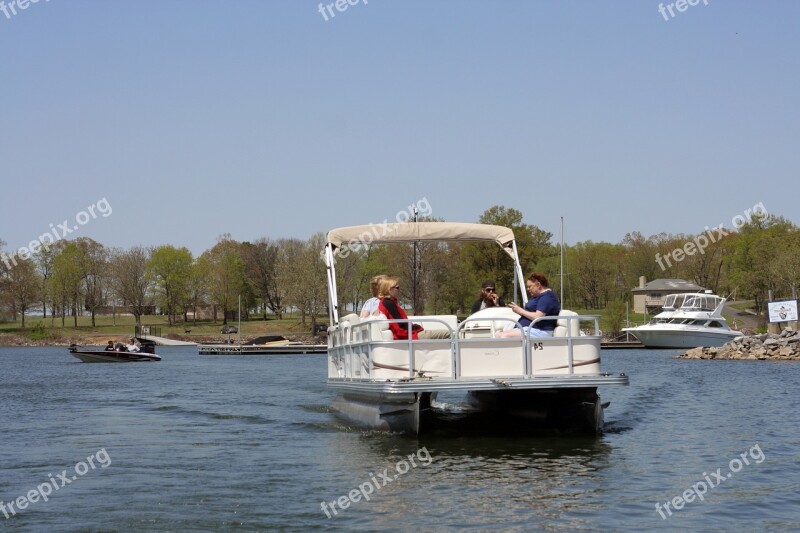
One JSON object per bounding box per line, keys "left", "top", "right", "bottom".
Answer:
{"left": 484, "top": 287, "right": 495, "bottom": 292}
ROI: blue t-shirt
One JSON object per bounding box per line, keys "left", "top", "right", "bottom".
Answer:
{"left": 518, "top": 290, "right": 561, "bottom": 331}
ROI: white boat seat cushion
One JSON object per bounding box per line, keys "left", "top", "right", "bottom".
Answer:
{"left": 554, "top": 310, "right": 579, "bottom": 337}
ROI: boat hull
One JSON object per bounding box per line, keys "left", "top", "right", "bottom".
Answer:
{"left": 622, "top": 326, "right": 742, "bottom": 349}
{"left": 330, "top": 387, "right": 605, "bottom": 435}
{"left": 69, "top": 350, "right": 161, "bottom": 363}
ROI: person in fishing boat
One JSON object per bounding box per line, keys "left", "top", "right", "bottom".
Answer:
{"left": 495, "top": 272, "right": 560, "bottom": 338}
{"left": 470, "top": 280, "right": 505, "bottom": 313}
{"left": 126, "top": 338, "right": 141, "bottom": 352}
{"left": 105, "top": 341, "right": 115, "bottom": 351}
{"left": 378, "top": 277, "right": 450, "bottom": 340}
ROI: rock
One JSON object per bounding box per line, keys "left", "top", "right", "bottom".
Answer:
{"left": 684, "top": 347, "right": 705, "bottom": 359}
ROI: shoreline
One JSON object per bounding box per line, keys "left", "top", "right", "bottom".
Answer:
{"left": 0, "top": 332, "right": 322, "bottom": 348}
{"left": 678, "top": 329, "right": 800, "bottom": 361}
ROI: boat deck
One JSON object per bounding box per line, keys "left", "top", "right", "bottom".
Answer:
{"left": 328, "top": 373, "right": 628, "bottom": 393}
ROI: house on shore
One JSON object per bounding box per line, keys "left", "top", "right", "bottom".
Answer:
{"left": 632, "top": 277, "right": 705, "bottom": 314}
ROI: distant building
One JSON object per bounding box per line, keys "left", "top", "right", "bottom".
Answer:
{"left": 632, "top": 277, "right": 705, "bottom": 314}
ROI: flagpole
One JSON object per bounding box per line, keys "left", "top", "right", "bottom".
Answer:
{"left": 560, "top": 216, "right": 564, "bottom": 305}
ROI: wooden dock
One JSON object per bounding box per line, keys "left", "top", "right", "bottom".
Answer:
{"left": 601, "top": 340, "right": 644, "bottom": 349}
{"left": 197, "top": 343, "right": 327, "bottom": 355}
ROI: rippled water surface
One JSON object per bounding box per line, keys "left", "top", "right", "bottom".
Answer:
{"left": 1, "top": 346, "right": 799, "bottom": 531}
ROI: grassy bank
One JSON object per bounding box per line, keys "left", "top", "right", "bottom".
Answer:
{"left": 0, "top": 313, "right": 326, "bottom": 346}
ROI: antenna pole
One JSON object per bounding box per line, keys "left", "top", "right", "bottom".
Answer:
{"left": 560, "top": 216, "right": 564, "bottom": 305}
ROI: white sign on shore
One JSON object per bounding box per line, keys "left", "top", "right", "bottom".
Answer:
{"left": 768, "top": 300, "right": 799, "bottom": 323}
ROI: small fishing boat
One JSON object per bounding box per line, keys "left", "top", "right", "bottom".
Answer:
{"left": 69, "top": 340, "right": 161, "bottom": 363}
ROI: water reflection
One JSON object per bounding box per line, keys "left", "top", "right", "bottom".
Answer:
{"left": 323, "top": 428, "right": 615, "bottom": 529}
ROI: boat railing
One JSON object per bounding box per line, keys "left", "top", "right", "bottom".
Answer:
{"left": 331, "top": 314, "right": 601, "bottom": 381}
{"left": 344, "top": 317, "right": 454, "bottom": 379}
{"left": 456, "top": 316, "right": 529, "bottom": 376}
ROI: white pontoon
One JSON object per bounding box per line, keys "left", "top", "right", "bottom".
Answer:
{"left": 323, "top": 222, "right": 629, "bottom": 435}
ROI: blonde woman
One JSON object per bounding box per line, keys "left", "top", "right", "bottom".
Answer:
{"left": 377, "top": 277, "right": 450, "bottom": 340}
{"left": 360, "top": 274, "right": 387, "bottom": 318}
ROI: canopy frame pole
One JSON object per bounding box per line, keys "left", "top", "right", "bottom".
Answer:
{"left": 511, "top": 240, "right": 528, "bottom": 305}
{"left": 324, "top": 244, "right": 339, "bottom": 325}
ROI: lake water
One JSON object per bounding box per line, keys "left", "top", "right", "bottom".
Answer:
{"left": 1, "top": 346, "right": 799, "bottom": 531}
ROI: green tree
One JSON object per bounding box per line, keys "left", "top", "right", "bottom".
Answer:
{"left": 569, "top": 241, "right": 619, "bottom": 309}
{"left": 33, "top": 243, "right": 59, "bottom": 320}
{"left": 148, "top": 245, "right": 193, "bottom": 326}
{"left": 727, "top": 216, "right": 797, "bottom": 314}
{"left": 604, "top": 300, "right": 627, "bottom": 336}
{"left": 201, "top": 235, "right": 250, "bottom": 324}
{"left": 465, "top": 206, "right": 554, "bottom": 301}
{"left": 50, "top": 243, "right": 84, "bottom": 327}
{"left": 75, "top": 237, "right": 108, "bottom": 327}
{"left": 186, "top": 258, "right": 211, "bottom": 323}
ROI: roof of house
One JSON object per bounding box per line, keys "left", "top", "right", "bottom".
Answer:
{"left": 631, "top": 279, "right": 705, "bottom": 292}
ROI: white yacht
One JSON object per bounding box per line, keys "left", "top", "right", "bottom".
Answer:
{"left": 622, "top": 292, "right": 743, "bottom": 348}
{"left": 323, "top": 222, "right": 629, "bottom": 435}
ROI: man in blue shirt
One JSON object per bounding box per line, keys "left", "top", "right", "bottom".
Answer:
{"left": 495, "top": 272, "right": 560, "bottom": 338}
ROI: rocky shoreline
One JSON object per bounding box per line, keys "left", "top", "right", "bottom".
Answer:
{"left": 679, "top": 329, "right": 800, "bottom": 361}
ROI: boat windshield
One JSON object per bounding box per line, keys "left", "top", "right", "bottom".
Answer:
{"left": 663, "top": 293, "right": 724, "bottom": 312}
{"left": 682, "top": 295, "right": 723, "bottom": 312}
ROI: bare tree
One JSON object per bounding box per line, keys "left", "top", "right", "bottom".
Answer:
{"left": 110, "top": 246, "right": 153, "bottom": 327}
{"left": 242, "top": 238, "right": 280, "bottom": 320}
{"left": 5, "top": 257, "right": 42, "bottom": 328}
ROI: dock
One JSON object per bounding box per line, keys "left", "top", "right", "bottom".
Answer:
{"left": 197, "top": 343, "right": 327, "bottom": 355}
{"left": 601, "top": 340, "right": 644, "bottom": 349}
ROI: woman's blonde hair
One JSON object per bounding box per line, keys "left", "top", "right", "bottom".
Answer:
{"left": 370, "top": 274, "right": 387, "bottom": 297}
{"left": 378, "top": 276, "right": 399, "bottom": 299}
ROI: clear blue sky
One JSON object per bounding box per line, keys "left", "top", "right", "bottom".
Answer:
{"left": 2, "top": 1, "right": 798, "bottom": 256}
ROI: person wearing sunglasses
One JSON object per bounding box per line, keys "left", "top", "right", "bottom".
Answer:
{"left": 470, "top": 280, "right": 505, "bottom": 314}
{"left": 377, "top": 277, "right": 450, "bottom": 340}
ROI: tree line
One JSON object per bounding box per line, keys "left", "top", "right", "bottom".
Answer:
{"left": 1, "top": 206, "right": 797, "bottom": 331}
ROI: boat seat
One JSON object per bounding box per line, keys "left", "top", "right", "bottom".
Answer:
{"left": 364, "top": 315, "right": 457, "bottom": 341}
{"left": 360, "top": 313, "right": 393, "bottom": 341}
{"left": 338, "top": 314, "right": 360, "bottom": 343}
{"left": 340, "top": 313, "right": 360, "bottom": 326}
{"left": 408, "top": 315, "right": 457, "bottom": 333}
{"left": 461, "top": 307, "right": 519, "bottom": 338}
{"left": 553, "top": 310, "right": 580, "bottom": 337}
